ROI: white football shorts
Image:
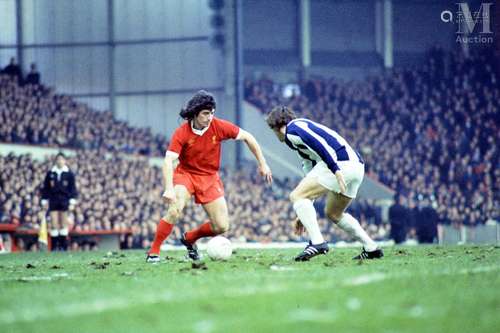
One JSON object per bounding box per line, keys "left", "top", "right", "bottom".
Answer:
{"left": 305, "top": 160, "right": 364, "bottom": 198}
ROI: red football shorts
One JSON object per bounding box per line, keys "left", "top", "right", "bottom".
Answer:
{"left": 173, "top": 170, "right": 224, "bottom": 204}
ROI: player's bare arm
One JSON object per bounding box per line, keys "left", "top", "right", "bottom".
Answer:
{"left": 236, "top": 129, "right": 273, "bottom": 184}
{"left": 162, "top": 151, "right": 179, "bottom": 203}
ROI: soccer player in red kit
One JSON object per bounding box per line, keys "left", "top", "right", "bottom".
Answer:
{"left": 146, "top": 90, "right": 273, "bottom": 262}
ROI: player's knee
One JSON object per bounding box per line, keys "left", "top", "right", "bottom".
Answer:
{"left": 161, "top": 214, "right": 176, "bottom": 224}
{"left": 326, "top": 209, "right": 343, "bottom": 223}
{"left": 217, "top": 225, "right": 229, "bottom": 234}
{"left": 289, "top": 190, "right": 303, "bottom": 203}
{"left": 212, "top": 221, "right": 229, "bottom": 235}
{"left": 166, "top": 206, "right": 182, "bottom": 222}
{"left": 213, "top": 221, "right": 229, "bottom": 234}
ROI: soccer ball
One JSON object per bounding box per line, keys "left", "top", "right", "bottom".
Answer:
{"left": 206, "top": 236, "right": 232, "bottom": 260}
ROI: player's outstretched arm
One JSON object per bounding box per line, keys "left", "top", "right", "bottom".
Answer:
{"left": 162, "top": 152, "right": 179, "bottom": 203}
{"left": 236, "top": 129, "right": 273, "bottom": 184}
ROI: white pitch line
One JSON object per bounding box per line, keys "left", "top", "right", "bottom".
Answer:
{"left": 344, "top": 272, "right": 387, "bottom": 286}
{"left": 1, "top": 265, "right": 499, "bottom": 325}
{"left": 193, "top": 320, "right": 215, "bottom": 333}
{"left": 0, "top": 283, "right": 320, "bottom": 325}
{"left": 342, "top": 264, "right": 500, "bottom": 287}
{"left": 289, "top": 309, "right": 337, "bottom": 323}
{"left": 0, "top": 292, "right": 174, "bottom": 325}
{"left": 459, "top": 265, "right": 500, "bottom": 274}
{"left": 1, "top": 272, "right": 71, "bottom": 282}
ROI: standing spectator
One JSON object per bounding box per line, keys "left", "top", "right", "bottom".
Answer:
{"left": 40, "top": 153, "right": 78, "bottom": 251}
{"left": 25, "top": 63, "right": 40, "bottom": 85}
{"left": 389, "top": 194, "right": 409, "bottom": 244}
{"left": 415, "top": 197, "right": 439, "bottom": 243}
{"left": 3, "top": 57, "right": 22, "bottom": 83}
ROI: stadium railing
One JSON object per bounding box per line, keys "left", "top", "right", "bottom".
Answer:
{"left": 438, "top": 223, "right": 500, "bottom": 245}
{"left": 0, "top": 224, "right": 131, "bottom": 252}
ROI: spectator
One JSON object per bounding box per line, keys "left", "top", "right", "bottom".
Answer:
{"left": 25, "top": 63, "right": 40, "bottom": 85}
{"left": 3, "top": 57, "right": 22, "bottom": 83}
{"left": 389, "top": 194, "right": 409, "bottom": 244}
{"left": 415, "top": 197, "right": 439, "bottom": 243}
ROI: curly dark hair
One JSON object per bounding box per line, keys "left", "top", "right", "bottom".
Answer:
{"left": 179, "top": 90, "right": 216, "bottom": 120}
{"left": 266, "top": 106, "right": 297, "bottom": 130}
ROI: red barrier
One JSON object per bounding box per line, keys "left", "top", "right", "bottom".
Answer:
{"left": 0, "top": 224, "right": 131, "bottom": 252}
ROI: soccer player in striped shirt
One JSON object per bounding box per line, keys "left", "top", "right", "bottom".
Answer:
{"left": 266, "top": 106, "right": 383, "bottom": 261}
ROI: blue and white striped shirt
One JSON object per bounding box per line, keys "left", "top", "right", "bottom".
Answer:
{"left": 284, "top": 118, "right": 363, "bottom": 174}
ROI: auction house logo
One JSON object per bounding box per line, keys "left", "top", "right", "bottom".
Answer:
{"left": 441, "top": 3, "right": 493, "bottom": 44}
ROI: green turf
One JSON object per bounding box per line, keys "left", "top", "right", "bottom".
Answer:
{"left": 1, "top": 245, "right": 499, "bottom": 333}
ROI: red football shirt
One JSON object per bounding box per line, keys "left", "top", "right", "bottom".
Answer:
{"left": 167, "top": 117, "right": 240, "bottom": 175}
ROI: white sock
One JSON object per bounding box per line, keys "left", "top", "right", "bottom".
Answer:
{"left": 293, "top": 199, "right": 325, "bottom": 244}
{"left": 336, "top": 213, "right": 377, "bottom": 251}
{"left": 50, "top": 229, "right": 59, "bottom": 237}
{"left": 59, "top": 228, "right": 69, "bottom": 236}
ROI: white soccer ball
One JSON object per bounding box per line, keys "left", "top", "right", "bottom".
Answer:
{"left": 206, "top": 236, "right": 232, "bottom": 260}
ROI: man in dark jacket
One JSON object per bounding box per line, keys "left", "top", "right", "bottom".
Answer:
{"left": 3, "top": 57, "right": 22, "bottom": 83}
{"left": 389, "top": 195, "right": 409, "bottom": 244}
{"left": 25, "top": 63, "right": 40, "bottom": 85}
{"left": 41, "top": 153, "right": 78, "bottom": 251}
{"left": 415, "top": 196, "right": 439, "bottom": 243}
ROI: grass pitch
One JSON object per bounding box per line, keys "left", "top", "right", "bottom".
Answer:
{"left": 1, "top": 245, "right": 499, "bottom": 333}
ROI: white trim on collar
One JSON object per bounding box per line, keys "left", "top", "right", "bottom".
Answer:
{"left": 191, "top": 121, "right": 211, "bottom": 136}
{"left": 51, "top": 165, "right": 69, "bottom": 173}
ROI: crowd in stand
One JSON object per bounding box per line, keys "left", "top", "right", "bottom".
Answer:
{"left": 0, "top": 58, "right": 168, "bottom": 156}
{"left": 0, "top": 153, "right": 384, "bottom": 251}
{"left": 245, "top": 47, "right": 499, "bottom": 231}
{"left": 1, "top": 58, "right": 40, "bottom": 86}
{"left": 1, "top": 46, "right": 498, "bottom": 250}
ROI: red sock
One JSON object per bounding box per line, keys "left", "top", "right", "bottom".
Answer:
{"left": 149, "top": 219, "right": 174, "bottom": 255}
{"left": 185, "top": 221, "right": 217, "bottom": 244}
